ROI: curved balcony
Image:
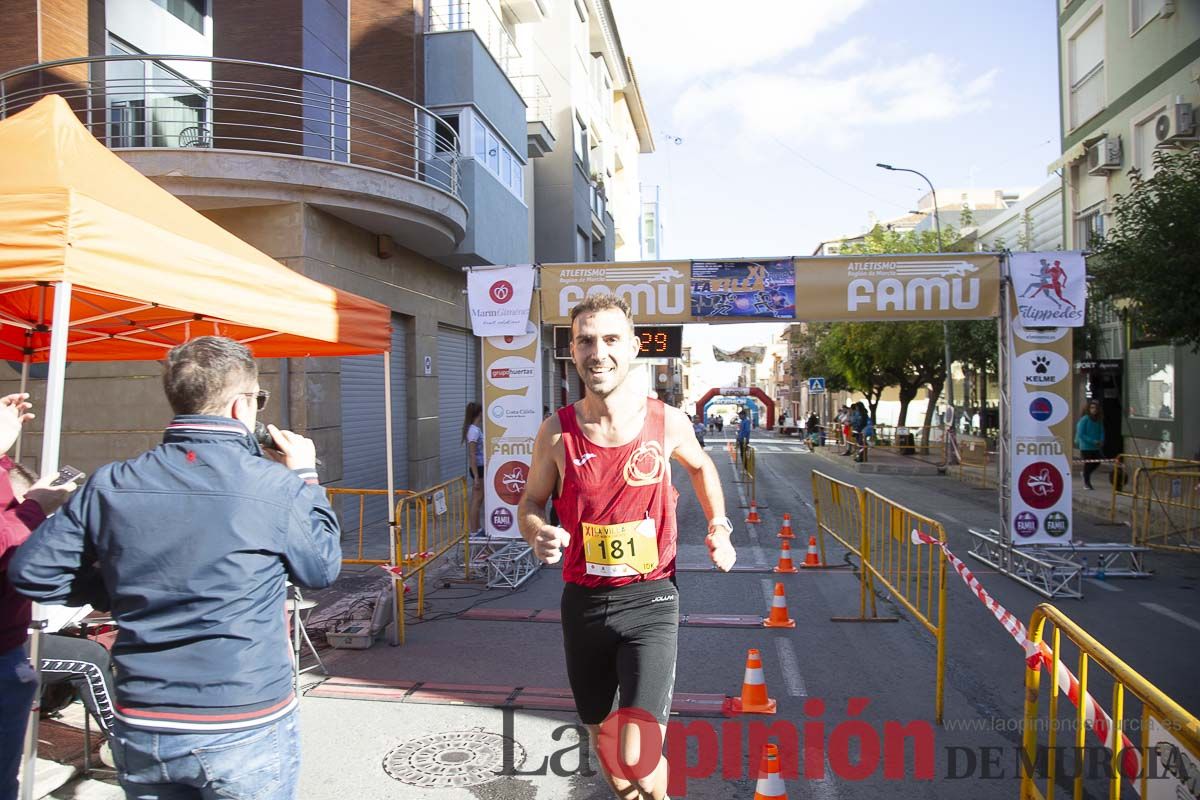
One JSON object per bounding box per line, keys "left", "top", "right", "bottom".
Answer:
{"left": 0, "top": 55, "right": 468, "bottom": 256}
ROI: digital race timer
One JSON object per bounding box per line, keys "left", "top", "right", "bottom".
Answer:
{"left": 633, "top": 325, "right": 683, "bottom": 359}
{"left": 552, "top": 325, "right": 683, "bottom": 360}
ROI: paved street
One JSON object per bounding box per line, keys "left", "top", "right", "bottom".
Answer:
{"left": 285, "top": 430, "right": 1200, "bottom": 799}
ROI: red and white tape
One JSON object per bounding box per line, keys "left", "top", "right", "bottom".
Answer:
{"left": 909, "top": 529, "right": 1141, "bottom": 783}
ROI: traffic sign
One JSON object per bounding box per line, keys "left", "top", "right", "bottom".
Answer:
{"left": 808, "top": 377, "right": 826, "bottom": 394}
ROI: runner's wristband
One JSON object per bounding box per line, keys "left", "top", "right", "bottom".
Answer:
{"left": 707, "top": 517, "right": 734, "bottom": 537}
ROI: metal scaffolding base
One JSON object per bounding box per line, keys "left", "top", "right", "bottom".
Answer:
{"left": 463, "top": 536, "right": 540, "bottom": 589}
{"left": 967, "top": 529, "right": 1083, "bottom": 599}
{"left": 1030, "top": 542, "right": 1150, "bottom": 579}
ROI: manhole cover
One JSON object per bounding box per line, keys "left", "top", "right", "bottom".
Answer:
{"left": 383, "top": 730, "right": 525, "bottom": 788}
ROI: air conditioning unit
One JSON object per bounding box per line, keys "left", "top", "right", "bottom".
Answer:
{"left": 1087, "top": 136, "right": 1122, "bottom": 174}
{"left": 1154, "top": 101, "right": 1196, "bottom": 146}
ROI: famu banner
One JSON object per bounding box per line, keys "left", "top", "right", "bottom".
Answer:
{"left": 794, "top": 254, "right": 1001, "bottom": 321}
{"left": 482, "top": 318, "right": 542, "bottom": 539}
{"left": 1010, "top": 251, "right": 1086, "bottom": 327}
{"left": 540, "top": 261, "right": 691, "bottom": 325}
{"left": 1007, "top": 284, "right": 1073, "bottom": 546}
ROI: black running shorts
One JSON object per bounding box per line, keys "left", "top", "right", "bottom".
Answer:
{"left": 559, "top": 578, "right": 679, "bottom": 725}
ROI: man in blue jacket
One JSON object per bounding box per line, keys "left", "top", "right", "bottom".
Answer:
{"left": 11, "top": 337, "right": 341, "bottom": 800}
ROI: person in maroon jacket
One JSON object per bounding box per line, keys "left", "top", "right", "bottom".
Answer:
{"left": 0, "top": 393, "right": 81, "bottom": 800}
{"left": 518, "top": 295, "right": 735, "bottom": 800}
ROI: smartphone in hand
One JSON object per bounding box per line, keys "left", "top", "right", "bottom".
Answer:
{"left": 49, "top": 465, "right": 85, "bottom": 486}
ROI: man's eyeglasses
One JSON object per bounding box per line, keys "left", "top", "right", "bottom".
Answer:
{"left": 241, "top": 390, "right": 270, "bottom": 411}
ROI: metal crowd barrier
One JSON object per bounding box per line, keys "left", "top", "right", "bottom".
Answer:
{"left": 1109, "top": 454, "right": 1200, "bottom": 522}
{"left": 810, "top": 470, "right": 948, "bottom": 723}
{"left": 955, "top": 435, "right": 996, "bottom": 488}
{"left": 861, "top": 489, "right": 948, "bottom": 723}
{"left": 390, "top": 477, "right": 471, "bottom": 643}
{"left": 1021, "top": 603, "right": 1200, "bottom": 800}
{"left": 326, "top": 487, "right": 413, "bottom": 565}
{"left": 1129, "top": 467, "right": 1200, "bottom": 554}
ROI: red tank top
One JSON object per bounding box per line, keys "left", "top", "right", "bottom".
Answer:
{"left": 554, "top": 399, "right": 679, "bottom": 588}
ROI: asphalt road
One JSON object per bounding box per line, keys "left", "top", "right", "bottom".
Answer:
{"left": 293, "top": 431, "right": 1200, "bottom": 800}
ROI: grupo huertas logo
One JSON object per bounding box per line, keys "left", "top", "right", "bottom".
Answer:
{"left": 1018, "top": 350, "right": 1069, "bottom": 387}
{"left": 1026, "top": 392, "right": 1068, "bottom": 426}
{"left": 487, "top": 356, "right": 537, "bottom": 391}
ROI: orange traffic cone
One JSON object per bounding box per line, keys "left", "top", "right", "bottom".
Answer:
{"left": 753, "top": 743, "right": 788, "bottom": 799}
{"left": 773, "top": 540, "right": 798, "bottom": 573}
{"left": 776, "top": 513, "right": 794, "bottom": 539}
{"left": 762, "top": 582, "right": 796, "bottom": 628}
{"left": 726, "top": 648, "right": 777, "bottom": 715}
{"left": 745, "top": 501, "right": 762, "bottom": 524}
{"left": 801, "top": 536, "right": 823, "bottom": 568}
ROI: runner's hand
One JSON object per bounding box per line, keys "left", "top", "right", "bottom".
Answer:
{"left": 706, "top": 532, "right": 736, "bottom": 572}
{"left": 534, "top": 525, "right": 571, "bottom": 565}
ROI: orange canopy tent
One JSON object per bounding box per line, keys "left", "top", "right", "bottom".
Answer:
{"left": 0, "top": 95, "right": 391, "bottom": 361}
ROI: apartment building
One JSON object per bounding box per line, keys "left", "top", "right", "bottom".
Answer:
{"left": 1052, "top": 0, "right": 1200, "bottom": 458}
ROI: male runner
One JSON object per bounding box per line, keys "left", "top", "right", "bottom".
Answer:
{"left": 518, "top": 294, "right": 736, "bottom": 800}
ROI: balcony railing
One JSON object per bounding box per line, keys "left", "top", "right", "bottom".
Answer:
{"left": 0, "top": 55, "right": 461, "bottom": 197}
{"left": 510, "top": 74, "right": 551, "bottom": 125}
{"left": 428, "top": 0, "right": 521, "bottom": 79}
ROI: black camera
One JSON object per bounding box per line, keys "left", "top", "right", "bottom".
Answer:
{"left": 253, "top": 420, "right": 281, "bottom": 453}
{"left": 254, "top": 421, "right": 321, "bottom": 466}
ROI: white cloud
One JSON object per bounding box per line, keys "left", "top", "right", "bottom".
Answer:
{"left": 609, "top": 0, "right": 870, "bottom": 86}
{"left": 671, "top": 52, "right": 999, "bottom": 151}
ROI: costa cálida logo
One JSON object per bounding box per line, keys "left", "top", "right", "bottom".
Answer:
{"left": 623, "top": 441, "right": 666, "bottom": 487}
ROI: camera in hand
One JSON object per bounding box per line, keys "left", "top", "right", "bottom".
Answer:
{"left": 254, "top": 421, "right": 322, "bottom": 466}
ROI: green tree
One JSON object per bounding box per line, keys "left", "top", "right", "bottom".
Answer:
{"left": 1089, "top": 147, "right": 1200, "bottom": 350}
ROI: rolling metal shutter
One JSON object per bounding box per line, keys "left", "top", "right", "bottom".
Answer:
{"left": 339, "top": 318, "right": 408, "bottom": 551}
{"left": 438, "top": 326, "right": 479, "bottom": 483}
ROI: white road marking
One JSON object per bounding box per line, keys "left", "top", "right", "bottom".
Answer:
{"left": 937, "top": 512, "right": 967, "bottom": 527}
{"left": 1141, "top": 602, "right": 1200, "bottom": 633}
{"left": 773, "top": 637, "right": 807, "bottom": 697}
{"left": 1085, "top": 578, "right": 1123, "bottom": 593}
{"left": 760, "top": 578, "right": 775, "bottom": 609}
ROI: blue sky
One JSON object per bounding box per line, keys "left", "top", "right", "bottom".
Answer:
{"left": 610, "top": 0, "right": 1061, "bottom": 259}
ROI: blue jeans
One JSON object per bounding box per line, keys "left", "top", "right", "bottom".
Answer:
{"left": 0, "top": 643, "right": 38, "bottom": 800}
{"left": 110, "top": 711, "right": 300, "bottom": 800}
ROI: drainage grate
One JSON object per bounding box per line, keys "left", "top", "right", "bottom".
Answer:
{"left": 383, "top": 730, "right": 526, "bottom": 788}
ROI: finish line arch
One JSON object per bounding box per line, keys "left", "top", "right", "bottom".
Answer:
{"left": 696, "top": 386, "right": 774, "bottom": 429}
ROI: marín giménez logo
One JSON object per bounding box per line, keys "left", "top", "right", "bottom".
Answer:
{"left": 490, "top": 280, "right": 514, "bottom": 304}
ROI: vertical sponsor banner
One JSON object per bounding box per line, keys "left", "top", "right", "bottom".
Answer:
{"left": 1008, "top": 284, "right": 1073, "bottom": 545}
{"left": 468, "top": 264, "right": 536, "bottom": 336}
{"left": 482, "top": 316, "right": 542, "bottom": 539}
{"left": 691, "top": 258, "right": 795, "bottom": 319}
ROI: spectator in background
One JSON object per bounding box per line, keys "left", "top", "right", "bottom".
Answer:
{"left": 464, "top": 402, "right": 485, "bottom": 535}
{"left": 0, "top": 394, "right": 81, "bottom": 800}
{"left": 1075, "top": 400, "right": 1105, "bottom": 490}
{"left": 692, "top": 415, "right": 706, "bottom": 449}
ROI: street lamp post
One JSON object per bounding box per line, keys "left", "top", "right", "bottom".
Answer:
{"left": 876, "top": 163, "right": 956, "bottom": 422}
